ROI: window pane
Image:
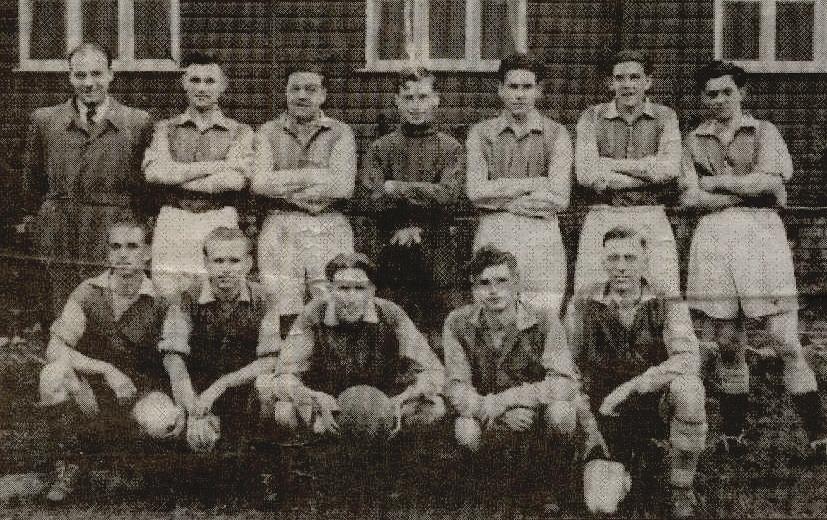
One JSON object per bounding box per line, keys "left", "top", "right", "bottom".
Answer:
{"left": 135, "top": 0, "right": 170, "bottom": 59}
{"left": 377, "top": 0, "right": 406, "bottom": 60}
{"left": 721, "top": 1, "right": 759, "bottom": 60}
{"left": 30, "top": 0, "right": 65, "bottom": 59}
{"left": 776, "top": 1, "right": 814, "bottom": 61}
{"left": 82, "top": 0, "right": 118, "bottom": 58}
{"left": 482, "top": 0, "right": 515, "bottom": 60}
{"left": 429, "top": 0, "right": 465, "bottom": 59}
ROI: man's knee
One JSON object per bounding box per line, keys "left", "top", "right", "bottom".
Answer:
{"left": 454, "top": 417, "right": 482, "bottom": 452}
{"left": 544, "top": 401, "right": 577, "bottom": 437}
{"left": 669, "top": 375, "right": 708, "bottom": 453}
{"left": 38, "top": 361, "right": 98, "bottom": 416}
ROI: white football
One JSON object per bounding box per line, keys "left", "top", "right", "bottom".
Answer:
{"left": 132, "top": 391, "right": 182, "bottom": 439}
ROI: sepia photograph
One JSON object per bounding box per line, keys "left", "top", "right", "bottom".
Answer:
{"left": 2, "top": 0, "right": 827, "bottom": 517}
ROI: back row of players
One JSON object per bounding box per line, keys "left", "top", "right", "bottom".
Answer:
{"left": 24, "top": 43, "right": 826, "bottom": 516}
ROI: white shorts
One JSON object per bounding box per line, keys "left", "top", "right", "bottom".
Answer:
{"left": 152, "top": 205, "right": 239, "bottom": 299}
{"left": 474, "top": 212, "right": 567, "bottom": 314}
{"left": 258, "top": 211, "right": 354, "bottom": 316}
{"left": 687, "top": 208, "right": 798, "bottom": 320}
{"left": 574, "top": 205, "right": 680, "bottom": 297}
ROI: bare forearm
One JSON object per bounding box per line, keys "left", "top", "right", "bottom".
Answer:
{"left": 712, "top": 173, "right": 783, "bottom": 197}
{"left": 181, "top": 167, "right": 246, "bottom": 193}
{"left": 163, "top": 354, "right": 196, "bottom": 412}
{"left": 218, "top": 356, "right": 278, "bottom": 390}
{"left": 145, "top": 160, "right": 220, "bottom": 185}
{"left": 47, "top": 339, "right": 112, "bottom": 376}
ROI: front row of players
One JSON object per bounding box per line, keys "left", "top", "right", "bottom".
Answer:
{"left": 39, "top": 218, "right": 730, "bottom": 517}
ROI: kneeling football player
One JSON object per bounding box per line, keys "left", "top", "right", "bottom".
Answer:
{"left": 566, "top": 226, "right": 707, "bottom": 518}
{"left": 37, "top": 218, "right": 171, "bottom": 502}
{"left": 256, "top": 252, "right": 446, "bottom": 440}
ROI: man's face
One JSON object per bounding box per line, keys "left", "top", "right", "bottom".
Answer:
{"left": 701, "top": 75, "right": 744, "bottom": 122}
{"left": 331, "top": 268, "right": 374, "bottom": 324}
{"left": 204, "top": 239, "right": 252, "bottom": 295}
{"left": 473, "top": 263, "right": 519, "bottom": 314}
{"left": 182, "top": 63, "right": 227, "bottom": 112}
{"left": 498, "top": 69, "right": 540, "bottom": 118}
{"left": 107, "top": 225, "right": 149, "bottom": 274}
{"left": 395, "top": 78, "right": 439, "bottom": 125}
{"left": 69, "top": 50, "right": 114, "bottom": 106}
{"left": 609, "top": 61, "right": 651, "bottom": 110}
{"left": 285, "top": 72, "right": 326, "bottom": 122}
{"left": 602, "top": 237, "right": 648, "bottom": 292}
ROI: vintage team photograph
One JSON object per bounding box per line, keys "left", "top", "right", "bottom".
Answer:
{"left": 2, "top": 0, "right": 827, "bottom": 518}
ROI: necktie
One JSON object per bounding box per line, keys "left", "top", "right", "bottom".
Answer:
{"left": 86, "top": 103, "right": 98, "bottom": 125}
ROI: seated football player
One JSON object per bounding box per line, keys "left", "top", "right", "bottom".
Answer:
{"left": 36, "top": 218, "right": 170, "bottom": 502}
{"left": 565, "top": 226, "right": 707, "bottom": 519}
{"left": 158, "top": 226, "right": 279, "bottom": 455}
{"left": 256, "top": 252, "right": 445, "bottom": 440}
{"left": 443, "top": 245, "right": 587, "bottom": 454}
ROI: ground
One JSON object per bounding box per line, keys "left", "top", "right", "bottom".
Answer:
{"left": 3, "top": 316, "right": 827, "bottom": 518}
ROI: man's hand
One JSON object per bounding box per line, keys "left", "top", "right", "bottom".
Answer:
{"left": 479, "top": 394, "right": 508, "bottom": 427}
{"left": 193, "top": 379, "right": 228, "bottom": 418}
{"left": 583, "top": 423, "right": 610, "bottom": 460}
{"left": 599, "top": 380, "right": 638, "bottom": 417}
{"left": 104, "top": 366, "right": 137, "bottom": 406}
{"left": 500, "top": 407, "right": 534, "bottom": 432}
{"left": 310, "top": 391, "right": 340, "bottom": 436}
{"left": 390, "top": 226, "right": 423, "bottom": 247}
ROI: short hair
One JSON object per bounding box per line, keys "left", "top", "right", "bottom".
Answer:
{"left": 68, "top": 42, "right": 112, "bottom": 69}
{"left": 467, "top": 245, "right": 519, "bottom": 281}
{"left": 694, "top": 60, "right": 747, "bottom": 92}
{"left": 602, "top": 225, "right": 647, "bottom": 248}
{"left": 602, "top": 49, "right": 651, "bottom": 76}
{"left": 202, "top": 227, "right": 253, "bottom": 257}
{"left": 396, "top": 65, "right": 436, "bottom": 91}
{"left": 325, "top": 252, "right": 377, "bottom": 283}
{"left": 181, "top": 52, "right": 221, "bottom": 69}
{"left": 107, "top": 217, "right": 151, "bottom": 244}
{"left": 498, "top": 52, "right": 544, "bottom": 83}
{"left": 286, "top": 64, "right": 327, "bottom": 89}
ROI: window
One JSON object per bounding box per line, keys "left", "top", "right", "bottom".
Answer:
{"left": 18, "top": 0, "right": 180, "bottom": 71}
{"left": 365, "top": 0, "right": 527, "bottom": 72}
{"left": 715, "top": 0, "right": 827, "bottom": 72}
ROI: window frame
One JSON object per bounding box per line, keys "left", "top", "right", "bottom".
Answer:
{"left": 18, "top": 0, "right": 181, "bottom": 72}
{"left": 714, "top": 0, "right": 827, "bottom": 72}
{"left": 364, "top": 0, "right": 527, "bottom": 72}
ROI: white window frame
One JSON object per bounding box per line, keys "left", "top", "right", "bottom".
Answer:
{"left": 18, "top": 0, "right": 180, "bottom": 72}
{"left": 364, "top": 0, "right": 527, "bottom": 72}
{"left": 714, "top": 0, "right": 827, "bottom": 72}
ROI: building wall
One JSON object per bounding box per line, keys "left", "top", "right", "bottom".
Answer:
{"left": 1, "top": 0, "right": 826, "bottom": 300}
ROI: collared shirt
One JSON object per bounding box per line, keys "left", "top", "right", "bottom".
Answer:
{"left": 565, "top": 280, "right": 699, "bottom": 407}
{"left": 142, "top": 108, "right": 253, "bottom": 211}
{"left": 77, "top": 96, "right": 112, "bottom": 126}
{"left": 274, "top": 297, "right": 444, "bottom": 397}
{"left": 253, "top": 111, "right": 356, "bottom": 213}
{"left": 466, "top": 109, "right": 572, "bottom": 217}
{"left": 443, "top": 299, "right": 578, "bottom": 412}
{"left": 23, "top": 97, "right": 154, "bottom": 214}
{"left": 575, "top": 99, "right": 682, "bottom": 206}
{"left": 359, "top": 123, "right": 465, "bottom": 225}
{"left": 682, "top": 114, "right": 793, "bottom": 208}
{"left": 158, "top": 279, "right": 279, "bottom": 392}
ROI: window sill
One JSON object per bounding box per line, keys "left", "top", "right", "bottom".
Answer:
{"left": 15, "top": 59, "right": 182, "bottom": 73}
{"left": 358, "top": 59, "right": 501, "bottom": 73}
{"left": 731, "top": 60, "right": 827, "bottom": 73}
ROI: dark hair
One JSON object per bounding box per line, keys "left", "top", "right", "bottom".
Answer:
{"left": 202, "top": 227, "right": 253, "bottom": 257}
{"left": 602, "top": 225, "right": 647, "bottom": 248}
{"left": 602, "top": 49, "right": 651, "bottom": 76}
{"left": 498, "top": 52, "right": 544, "bottom": 83}
{"left": 396, "top": 65, "right": 436, "bottom": 92}
{"left": 68, "top": 42, "right": 113, "bottom": 69}
{"left": 286, "top": 64, "right": 327, "bottom": 89}
{"left": 108, "top": 217, "right": 151, "bottom": 244}
{"left": 694, "top": 60, "right": 747, "bottom": 92}
{"left": 467, "top": 245, "right": 519, "bottom": 281}
{"left": 181, "top": 52, "right": 221, "bottom": 68}
{"left": 325, "top": 252, "right": 377, "bottom": 283}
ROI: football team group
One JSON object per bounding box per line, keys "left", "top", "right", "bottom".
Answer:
{"left": 16, "top": 41, "right": 826, "bottom": 517}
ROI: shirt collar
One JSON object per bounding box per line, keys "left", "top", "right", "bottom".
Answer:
{"left": 493, "top": 109, "right": 544, "bottom": 136}
{"left": 468, "top": 298, "right": 538, "bottom": 331}
{"left": 176, "top": 107, "right": 232, "bottom": 131}
{"left": 323, "top": 298, "right": 380, "bottom": 327}
{"left": 400, "top": 122, "right": 437, "bottom": 137}
{"left": 590, "top": 278, "right": 657, "bottom": 306}
{"left": 693, "top": 113, "right": 759, "bottom": 137}
{"left": 281, "top": 111, "right": 333, "bottom": 135}
{"left": 88, "top": 270, "right": 155, "bottom": 297}
{"left": 197, "top": 279, "right": 251, "bottom": 305}
{"left": 603, "top": 98, "right": 656, "bottom": 121}
{"left": 64, "top": 97, "right": 126, "bottom": 130}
